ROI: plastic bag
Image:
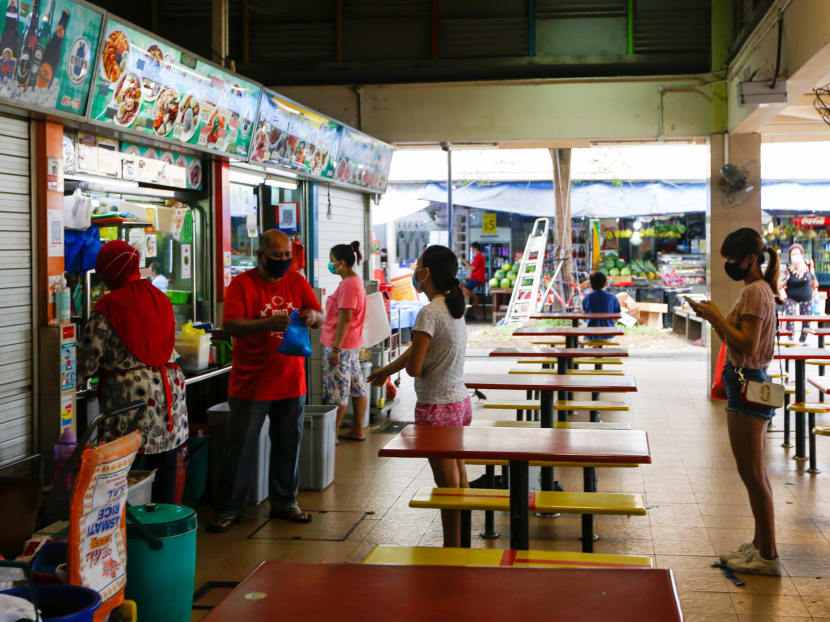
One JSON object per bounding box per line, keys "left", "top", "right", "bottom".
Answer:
{"left": 277, "top": 310, "right": 312, "bottom": 357}
{"left": 711, "top": 342, "right": 727, "bottom": 400}
{"left": 64, "top": 188, "right": 92, "bottom": 230}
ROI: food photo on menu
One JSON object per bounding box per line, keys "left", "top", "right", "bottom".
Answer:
{"left": 90, "top": 19, "right": 260, "bottom": 157}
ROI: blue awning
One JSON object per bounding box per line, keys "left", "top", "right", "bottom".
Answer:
{"left": 399, "top": 180, "right": 830, "bottom": 218}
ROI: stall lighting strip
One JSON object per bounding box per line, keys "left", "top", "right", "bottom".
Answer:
{"left": 265, "top": 176, "right": 298, "bottom": 190}
{"left": 65, "top": 174, "right": 140, "bottom": 191}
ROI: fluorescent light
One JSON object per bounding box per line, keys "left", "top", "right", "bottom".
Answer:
{"left": 66, "top": 173, "right": 139, "bottom": 190}
{"left": 229, "top": 169, "right": 265, "bottom": 186}
{"left": 265, "top": 175, "right": 298, "bottom": 190}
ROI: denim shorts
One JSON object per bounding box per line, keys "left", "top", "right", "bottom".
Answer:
{"left": 722, "top": 361, "right": 776, "bottom": 421}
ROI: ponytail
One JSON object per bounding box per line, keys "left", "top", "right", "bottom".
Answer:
{"left": 421, "top": 245, "right": 465, "bottom": 319}
{"left": 763, "top": 246, "right": 780, "bottom": 298}
{"left": 350, "top": 241, "right": 363, "bottom": 265}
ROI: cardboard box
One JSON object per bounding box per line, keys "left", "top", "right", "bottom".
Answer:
{"left": 633, "top": 302, "right": 668, "bottom": 328}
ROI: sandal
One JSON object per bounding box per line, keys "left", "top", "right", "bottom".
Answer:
{"left": 270, "top": 508, "right": 313, "bottom": 523}
{"left": 338, "top": 433, "right": 366, "bottom": 442}
{"left": 206, "top": 514, "right": 240, "bottom": 533}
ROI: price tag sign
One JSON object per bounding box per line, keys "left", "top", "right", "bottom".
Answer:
{"left": 482, "top": 213, "right": 497, "bottom": 235}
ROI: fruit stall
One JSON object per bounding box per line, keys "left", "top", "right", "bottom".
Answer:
{"left": 766, "top": 217, "right": 830, "bottom": 289}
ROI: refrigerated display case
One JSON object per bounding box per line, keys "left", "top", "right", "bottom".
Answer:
{"left": 658, "top": 253, "right": 706, "bottom": 287}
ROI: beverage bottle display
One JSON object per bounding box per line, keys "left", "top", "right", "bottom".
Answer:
{"left": 70, "top": 38, "right": 85, "bottom": 81}
{"left": 0, "top": 0, "right": 19, "bottom": 80}
{"left": 35, "top": 8, "right": 68, "bottom": 89}
{"left": 29, "top": 0, "right": 53, "bottom": 89}
{"left": 15, "top": 0, "right": 40, "bottom": 88}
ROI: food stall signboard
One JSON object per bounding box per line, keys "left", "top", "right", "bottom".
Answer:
{"left": 251, "top": 90, "right": 341, "bottom": 179}
{"left": 88, "top": 17, "right": 261, "bottom": 159}
{"left": 793, "top": 216, "right": 828, "bottom": 228}
{"left": 334, "top": 126, "right": 394, "bottom": 193}
{"left": 0, "top": 0, "right": 103, "bottom": 116}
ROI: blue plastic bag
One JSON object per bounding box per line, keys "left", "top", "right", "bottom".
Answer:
{"left": 277, "top": 310, "right": 313, "bottom": 357}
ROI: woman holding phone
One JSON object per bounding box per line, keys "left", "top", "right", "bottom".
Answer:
{"left": 688, "top": 228, "right": 780, "bottom": 576}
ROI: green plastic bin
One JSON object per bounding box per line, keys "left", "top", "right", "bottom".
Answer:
{"left": 126, "top": 504, "right": 197, "bottom": 622}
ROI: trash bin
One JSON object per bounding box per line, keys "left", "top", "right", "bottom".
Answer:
{"left": 125, "top": 504, "right": 197, "bottom": 622}
{"left": 206, "top": 403, "right": 232, "bottom": 505}
{"left": 184, "top": 424, "right": 210, "bottom": 501}
{"left": 248, "top": 405, "right": 337, "bottom": 501}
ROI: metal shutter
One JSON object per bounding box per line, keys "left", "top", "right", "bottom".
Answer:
{"left": 317, "top": 186, "right": 367, "bottom": 298}
{"left": 0, "top": 115, "right": 32, "bottom": 467}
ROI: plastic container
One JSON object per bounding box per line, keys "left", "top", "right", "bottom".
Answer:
{"left": 175, "top": 332, "right": 211, "bottom": 371}
{"left": 32, "top": 541, "right": 67, "bottom": 576}
{"left": 248, "top": 405, "right": 336, "bottom": 502}
{"left": 127, "top": 470, "right": 156, "bottom": 506}
{"left": 184, "top": 425, "right": 209, "bottom": 501}
{"left": 126, "top": 504, "right": 197, "bottom": 622}
{"left": 56, "top": 278, "right": 71, "bottom": 325}
{"left": 300, "top": 406, "right": 337, "bottom": 490}
{"left": 1, "top": 584, "right": 101, "bottom": 621}
{"left": 166, "top": 290, "right": 191, "bottom": 305}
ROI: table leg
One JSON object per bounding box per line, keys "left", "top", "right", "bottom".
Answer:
{"left": 808, "top": 412, "right": 820, "bottom": 474}
{"left": 460, "top": 511, "right": 472, "bottom": 548}
{"left": 795, "top": 361, "right": 807, "bottom": 462}
{"left": 820, "top": 335, "right": 825, "bottom": 405}
{"left": 481, "top": 465, "right": 499, "bottom": 539}
{"left": 571, "top": 319, "right": 579, "bottom": 327}
{"left": 782, "top": 392, "right": 792, "bottom": 448}
{"left": 556, "top": 358, "right": 569, "bottom": 422}
{"left": 566, "top": 336, "right": 577, "bottom": 349}
{"left": 509, "top": 460, "right": 530, "bottom": 551}
{"left": 581, "top": 467, "right": 598, "bottom": 553}
{"left": 540, "top": 389, "right": 554, "bottom": 492}
{"left": 564, "top": 337, "right": 576, "bottom": 400}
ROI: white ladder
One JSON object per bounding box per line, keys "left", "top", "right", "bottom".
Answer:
{"left": 503, "top": 218, "right": 549, "bottom": 324}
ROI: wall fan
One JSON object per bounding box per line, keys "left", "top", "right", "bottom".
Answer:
{"left": 719, "top": 162, "right": 760, "bottom": 208}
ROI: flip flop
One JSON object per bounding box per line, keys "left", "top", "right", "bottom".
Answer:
{"left": 338, "top": 434, "right": 366, "bottom": 442}
{"left": 206, "top": 514, "right": 240, "bottom": 533}
{"left": 271, "top": 508, "right": 313, "bottom": 523}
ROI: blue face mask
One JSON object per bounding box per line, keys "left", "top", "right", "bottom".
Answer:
{"left": 412, "top": 269, "right": 423, "bottom": 292}
{"left": 328, "top": 262, "right": 338, "bottom": 275}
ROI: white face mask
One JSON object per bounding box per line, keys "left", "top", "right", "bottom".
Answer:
{"left": 791, "top": 253, "right": 803, "bottom": 266}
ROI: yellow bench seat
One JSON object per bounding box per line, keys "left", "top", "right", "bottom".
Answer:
{"left": 363, "top": 545, "right": 653, "bottom": 569}
{"left": 531, "top": 340, "right": 566, "bottom": 347}
{"left": 814, "top": 426, "right": 830, "bottom": 436}
{"left": 580, "top": 340, "right": 620, "bottom": 347}
{"left": 789, "top": 403, "right": 830, "bottom": 414}
{"left": 573, "top": 357, "right": 624, "bottom": 365}
{"left": 477, "top": 420, "right": 631, "bottom": 430}
{"left": 482, "top": 400, "right": 629, "bottom": 412}
{"left": 410, "top": 487, "right": 646, "bottom": 516}
{"left": 508, "top": 368, "right": 625, "bottom": 376}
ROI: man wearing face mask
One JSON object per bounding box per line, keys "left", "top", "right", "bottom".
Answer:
{"left": 779, "top": 243, "right": 818, "bottom": 343}
{"left": 208, "top": 229, "right": 324, "bottom": 533}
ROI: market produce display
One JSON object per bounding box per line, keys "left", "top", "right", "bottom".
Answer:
{"left": 597, "top": 252, "right": 658, "bottom": 280}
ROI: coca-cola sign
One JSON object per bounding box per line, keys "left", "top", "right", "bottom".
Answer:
{"left": 793, "top": 216, "right": 828, "bottom": 228}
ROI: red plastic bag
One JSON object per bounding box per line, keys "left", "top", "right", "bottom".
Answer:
{"left": 711, "top": 343, "right": 727, "bottom": 400}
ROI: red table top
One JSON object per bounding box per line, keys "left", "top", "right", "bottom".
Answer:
{"left": 202, "top": 562, "right": 682, "bottom": 622}
{"left": 489, "top": 347, "right": 629, "bottom": 358}
{"left": 465, "top": 372, "right": 637, "bottom": 392}
{"left": 806, "top": 328, "right": 830, "bottom": 335}
{"left": 779, "top": 315, "right": 830, "bottom": 322}
{"left": 530, "top": 312, "right": 622, "bottom": 320}
{"left": 378, "top": 425, "right": 651, "bottom": 464}
{"left": 514, "top": 325, "right": 625, "bottom": 337}
{"left": 773, "top": 347, "right": 830, "bottom": 361}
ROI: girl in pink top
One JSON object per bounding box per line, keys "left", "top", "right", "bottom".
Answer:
{"left": 689, "top": 228, "right": 781, "bottom": 576}
{"left": 321, "top": 241, "right": 368, "bottom": 441}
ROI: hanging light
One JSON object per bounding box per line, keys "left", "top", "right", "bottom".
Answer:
{"left": 631, "top": 231, "right": 642, "bottom": 246}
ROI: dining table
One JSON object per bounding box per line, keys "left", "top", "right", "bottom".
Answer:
{"left": 513, "top": 325, "right": 625, "bottom": 349}
{"left": 378, "top": 425, "right": 651, "bottom": 550}
{"left": 529, "top": 312, "right": 622, "bottom": 327}
{"left": 774, "top": 347, "right": 830, "bottom": 473}
{"left": 202, "top": 561, "right": 684, "bottom": 622}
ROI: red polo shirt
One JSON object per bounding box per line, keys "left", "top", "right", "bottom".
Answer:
{"left": 470, "top": 252, "right": 486, "bottom": 282}
{"left": 224, "top": 268, "right": 322, "bottom": 401}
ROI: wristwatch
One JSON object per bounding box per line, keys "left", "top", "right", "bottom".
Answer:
{"left": 331, "top": 347, "right": 341, "bottom": 353}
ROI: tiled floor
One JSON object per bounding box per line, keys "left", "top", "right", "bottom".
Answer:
{"left": 191, "top": 354, "right": 830, "bottom": 621}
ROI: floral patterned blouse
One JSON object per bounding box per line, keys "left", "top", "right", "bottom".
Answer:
{"left": 78, "top": 311, "right": 188, "bottom": 454}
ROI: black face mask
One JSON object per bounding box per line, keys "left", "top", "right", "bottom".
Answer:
{"left": 263, "top": 256, "right": 292, "bottom": 279}
{"left": 724, "top": 256, "right": 755, "bottom": 281}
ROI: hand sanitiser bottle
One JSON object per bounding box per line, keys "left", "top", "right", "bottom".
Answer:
{"left": 56, "top": 277, "right": 71, "bottom": 325}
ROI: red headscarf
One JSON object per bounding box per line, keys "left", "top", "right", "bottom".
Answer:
{"left": 94, "top": 241, "right": 175, "bottom": 367}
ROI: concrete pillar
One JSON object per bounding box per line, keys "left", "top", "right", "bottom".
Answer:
{"left": 707, "top": 132, "right": 762, "bottom": 389}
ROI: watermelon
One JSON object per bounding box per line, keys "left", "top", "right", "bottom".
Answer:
{"left": 489, "top": 277, "right": 499, "bottom": 288}
{"left": 620, "top": 267, "right": 632, "bottom": 276}
{"left": 494, "top": 269, "right": 506, "bottom": 280}
{"left": 500, "top": 278, "right": 511, "bottom": 288}
{"left": 615, "top": 259, "right": 626, "bottom": 269}
{"left": 502, "top": 263, "right": 512, "bottom": 272}
{"left": 609, "top": 268, "right": 620, "bottom": 276}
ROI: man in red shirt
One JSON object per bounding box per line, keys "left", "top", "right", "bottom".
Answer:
{"left": 461, "top": 242, "right": 486, "bottom": 307}
{"left": 208, "top": 230, "right": 323, "bottom": 532}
